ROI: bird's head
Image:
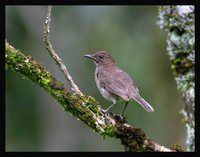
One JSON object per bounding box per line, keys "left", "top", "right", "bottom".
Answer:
{"left": 84, "top": 51, "right": 115, "bottom": 66}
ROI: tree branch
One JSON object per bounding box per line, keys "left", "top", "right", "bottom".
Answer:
{"left": 5, "top": 41, "right": 179, "bottom": 152}
{"left": 43, "top": 6, "right": 83, "bottom": 96}
{"left": 158, "top": 5, "right": 195, "bottom": 151}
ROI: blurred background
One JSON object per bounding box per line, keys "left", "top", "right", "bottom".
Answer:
{"left": 6, "top": 6, "right": 186, "bottom": 151}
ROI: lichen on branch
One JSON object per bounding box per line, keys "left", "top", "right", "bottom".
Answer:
{"left": 158, "top": 5, "right": 195, "bottom": 151}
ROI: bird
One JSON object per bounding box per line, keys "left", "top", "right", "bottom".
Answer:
{"left": 84, "top": 51, "right": 154, "bottom": 116}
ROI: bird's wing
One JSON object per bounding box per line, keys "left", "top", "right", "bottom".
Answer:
{"left": 98, "top": 66, "right": 139, "bottom": 101}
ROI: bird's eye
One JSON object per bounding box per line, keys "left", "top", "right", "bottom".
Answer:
{"left": 99, "top": 55, "right": 103, "bottom": 59}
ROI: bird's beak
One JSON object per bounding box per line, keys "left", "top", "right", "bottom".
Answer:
{"left": 84, "top": 54, "right": 96, "bottom": 61}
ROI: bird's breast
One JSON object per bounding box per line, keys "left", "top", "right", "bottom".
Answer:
{"left": 95, "top": 69, "right": 117, "bottom": 104}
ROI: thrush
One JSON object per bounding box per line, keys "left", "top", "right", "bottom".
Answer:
{"left": 84, "top": 51, "right": 154, "bottom": 116}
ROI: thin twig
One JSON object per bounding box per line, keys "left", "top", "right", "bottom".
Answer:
{"left": 43, "top": 5, "right": 83, "bottom": 96}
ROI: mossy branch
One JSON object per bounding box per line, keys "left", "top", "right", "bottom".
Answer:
{"left": 5, "top": 41, "right": 178, "bottom": 152}
{"left": 158, "top": 6, "right": 195, "bottom": 151}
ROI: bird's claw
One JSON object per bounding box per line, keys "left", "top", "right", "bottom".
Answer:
{"left": 113, "top": 114, "right": 126, "bottom": 122}
{"left": 119, "top": 114, "right": 124, "bottom": 120}
{"left": 100, "top": 108, "right": 106, "bottom": 113}
{"left": 100, "top": 109, "right": 126, "bottom": 122}
{"left": 100, "top": 108, "right": 109, "bottom": 115}
{"left": 101, "top": 108, "right": 113, "bottom": 117}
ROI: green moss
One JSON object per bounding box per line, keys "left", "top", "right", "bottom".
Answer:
{"left": 6, "top": 41, "right": 71, "bottom": 111}
{"left": 170, "top": 144, "right": 184, "bottom": 152}
{"left": 115, "top": 121, "right": 147, "bottom": 152}
{"left": 171, "top": 57, "right": 193, "bottom": 76}
{"left": 49, "top": 78, "right": 64, "bottom": 90}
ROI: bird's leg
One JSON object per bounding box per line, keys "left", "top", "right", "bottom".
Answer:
{"left": 121, "top": 101, "right": 129, "bottom": 117}
{"left": 112, "top": 102, "right": 129, "bottom": 121}
{"left": 101, "top": 103, "right": 115, "bottom": 114}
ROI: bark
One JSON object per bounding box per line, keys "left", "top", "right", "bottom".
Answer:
{"left": 158, "top": 5, "right": 195, "bottom": 151}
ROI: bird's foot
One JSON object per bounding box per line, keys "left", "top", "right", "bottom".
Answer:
{"left": 114, "top": 114, "right": 127, "bottom": 122}
{"left": 100, "top": 108, "right": 109, "bottom": 116}
{"left": 119, "top": 114, "right": 124, "bottom": 120}
{"left": 100, "top": 108, "right": 106, "bottom": 113}
{"left": 100, "top": 109, "right": 126, "bottom": 122}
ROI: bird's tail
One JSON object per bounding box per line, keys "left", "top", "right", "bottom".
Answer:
{"left": 132, "top": 95, "right": 154, "bottom": 112}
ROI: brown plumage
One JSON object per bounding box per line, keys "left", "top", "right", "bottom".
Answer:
{"left": 84, "top": 51, "right": 154, "bottom": 116}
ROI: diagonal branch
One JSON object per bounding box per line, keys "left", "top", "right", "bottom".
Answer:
{"left": 5, "top": 41, "right": 179, "bottom": 152}
{"left": 43, "top": 6, "right": 83, "bottom": 96}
